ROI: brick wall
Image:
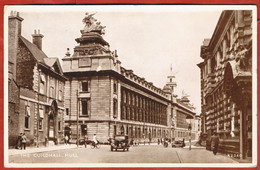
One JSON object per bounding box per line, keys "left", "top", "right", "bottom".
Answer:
{"left": 16, "top": 39, "right": 36, "bottom": 89}
{"left": 19, "top": 99, "right": 35, "bottom": 146}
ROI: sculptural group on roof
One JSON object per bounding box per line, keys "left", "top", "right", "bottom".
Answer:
{"left": 82, "top": 12, "right": 106, "bottom": 35}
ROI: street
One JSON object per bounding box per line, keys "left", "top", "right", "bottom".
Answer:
{"left": 8, "top": 144, "right": 238, "bottom": 164}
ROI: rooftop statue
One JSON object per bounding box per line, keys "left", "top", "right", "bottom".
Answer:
{"left": 82, "top": 12, "right": 106, "bottom": 35}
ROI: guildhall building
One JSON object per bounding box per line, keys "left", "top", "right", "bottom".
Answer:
{"left": 62, "top": 13, "right": 198, "bottom": 144}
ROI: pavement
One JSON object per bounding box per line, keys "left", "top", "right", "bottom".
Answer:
{"left": 8, "top": 144, "right": 77, "bottom": 156}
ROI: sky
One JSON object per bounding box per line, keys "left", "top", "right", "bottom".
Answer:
{"left": 5, "top": 5, "right": 226, "bottom": 114}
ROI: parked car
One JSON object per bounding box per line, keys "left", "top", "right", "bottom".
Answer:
{"left": 171, "top": 140, "right": 185, "bottom": 148}
{"left": 110, "top": 135, "right": 130, "bottom": 152}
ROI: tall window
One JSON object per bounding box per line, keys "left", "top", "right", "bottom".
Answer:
{"left": 66, "top": 108, "right": 69, "bottom": 116}
{"left": 82, "top": 81, "right": 90, "bottom": 92}
{"left": 50, "top": 86, "right": 54, "bottom": 98}
{"left": 40, "top": 74, "right": 45, "bottom": 94}
{"left": 113, "top": 98, "right": 117, "bottom": 118}
{"left": 58, "top": 90, "right": 62, "bottom": 101}
{"left": 81, "top": 99, "right": 90, "bottom": 116}
{"left": 113, "top": 82, "right": 117, "bottom": 93}
{"left": 39, "top": 119, "right": 43, "bottom": 130}
{"left": 38, "top": 107, "right": 44, "bottom": 130}
{"left": 25, "top": 105, "right": 30, "bottom": 129}
{"left": 58, "top": 121, "right": 61, "bottom": 131}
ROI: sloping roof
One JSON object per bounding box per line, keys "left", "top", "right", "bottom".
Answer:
{"left": 43, "top": 58, "right": 57, "bottom": 67}
{"left": 19, "top": 35, "right": 48, "bottom": 62}
{"left": 44, "top": 58, "right": 63, "bottom": 75}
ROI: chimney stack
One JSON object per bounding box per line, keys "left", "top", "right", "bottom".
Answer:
{"left": 32, "top": 29, "right": 44, "bottom": 50}
{"left": 8, "top": 11, "right": 24, "bottom": 81}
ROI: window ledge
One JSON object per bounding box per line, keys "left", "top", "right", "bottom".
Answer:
{"left": 24, "top": 128, "right": 30, "bottom": 131}
{"left": 79, "top": 115, "right": 89, "bottom": 117}
{"left": 39, "top": 93, "right": 45, "bottom": 96}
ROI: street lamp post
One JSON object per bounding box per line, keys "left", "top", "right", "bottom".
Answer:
{"left": 188, "top": 123, "right": 192, "bottom": 150}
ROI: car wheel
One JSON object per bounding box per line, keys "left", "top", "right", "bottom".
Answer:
{"left": 115, "top": 149, "right": 117, "bottom": 151}
{"left": 127, "top": 148, "right": 129, "bottom": 151}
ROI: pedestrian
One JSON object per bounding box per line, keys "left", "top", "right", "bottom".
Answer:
{"left": 45, "top": 135, "right": 48, "bottom": 147}
{"left": 84, "top": 135, "right": 88, "bottom": 148}
{"left": 15, "top": 133, "right": 23, "bottom": 149}
{"left": 65, "top": 135, "right": 69, "bottom": 145}
{"left": 92, "top": 134, "right": 98, "bottom": 147}
{"left": 21, "top": 133, "right": 27, "bottom": 150}
{"left": 211, "top": 132, "right": 220, "bottom": 155}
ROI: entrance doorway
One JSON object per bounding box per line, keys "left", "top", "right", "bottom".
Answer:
{"left": 48, "top": 113, "right": 54, "bottom": 140}
{"left": 48, "top": 100, "right": 58, "bottom": 142}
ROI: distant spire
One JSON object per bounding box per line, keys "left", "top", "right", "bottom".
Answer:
{"left": 170, "top": 64, "right": 173, "bottom": 72}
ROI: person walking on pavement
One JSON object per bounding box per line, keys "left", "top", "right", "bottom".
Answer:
{"left": 21, "top": 133, "right": 27, "bottom": 150}
{"left": 16, "top": 133, "right": 23, "bottom": 149}
{"left": 182, "top": 138, "right": 186, "bottom": 147}
{"left": 92, "top": 134, "right": 98, "bottom": 147}
{"left": 65, "top": 135, "right": 69, "bottom": 145}
{"left": 84, "top": 135, "right": 88, "bottom": 148}
{"left": 211, "top": 132, "right": 220, "bottom": 155}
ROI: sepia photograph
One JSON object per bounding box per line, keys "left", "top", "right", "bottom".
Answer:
{"left": 4, "top": 5, "right": 257, "bottom": 168}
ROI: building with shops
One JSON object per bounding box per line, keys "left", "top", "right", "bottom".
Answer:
{"left": 8, "top": 11, "right": 67, "bottom": 147}
{"left": 198, "top": 10, "right": 252, "bottom": 159}
{"left": 62, "top": 13, "right": 198, "bottom": 144}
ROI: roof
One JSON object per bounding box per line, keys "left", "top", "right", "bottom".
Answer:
{"left": 19, "top": 35, "right": 64, "bottom": 76}
{"left": 44, "top": 58, "right": 63, "bottom": 75}
{"left": 19, "top": 35, "right": 48, "bottom": 62}
{"left": 176, "top": 99, "right": 195, "bottom": 112}
{"left": 44, "top": 58, "right": 57, "bottom": 67}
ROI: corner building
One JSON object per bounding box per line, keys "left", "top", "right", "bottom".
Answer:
{"left": 198, "top": 10, "right": 252, "bottom": 159}
{"left": 62, "top": 13, "right": 171, "bottom": 143}
{"left": 63, "top": 13, "right": 199, "bottom": 143}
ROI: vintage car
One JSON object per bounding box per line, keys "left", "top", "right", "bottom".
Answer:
{"left": 171, "top": 140, "right": 185, "bottom": 148}
{"left": 110, "top": 135, "right": 130, "bottom": 151}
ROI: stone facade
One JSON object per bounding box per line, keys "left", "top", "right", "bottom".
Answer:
{"left": 198, "top": 10, "right": 252, "bottom": 159}
{"left": 63, "top": 13, "right": 198, "bottom": 144}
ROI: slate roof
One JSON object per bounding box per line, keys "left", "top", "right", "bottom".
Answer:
{"left": 19, "top": 35, "right": 64, "bottom": 77}
{"left": 44, "top": 58, "right": 57, "bottom": 67}
{"left": 19, "top": 35, "right": 48, "bottom": 62}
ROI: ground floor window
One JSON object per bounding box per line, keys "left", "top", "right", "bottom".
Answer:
{"left": 25, "top": 116, "right": 29, "bottom": 129}
{"left": 81, "top": 99, "right": 90, "bottom": 116}
{"left": 58, "top": 121, "right": 61, "bottom": 131}
{"left": 25, "top": 105, "right": 30, "bottom": 129}
{"left": 81, "top": 124, "right": 87, "bottom": 136}
{"left": 39, "top": 119, "right": 43, "bottom": 130}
